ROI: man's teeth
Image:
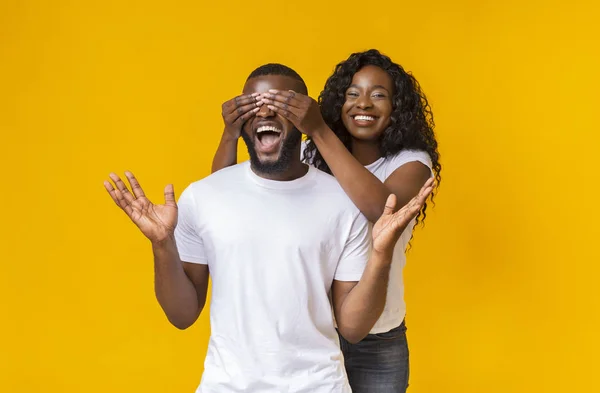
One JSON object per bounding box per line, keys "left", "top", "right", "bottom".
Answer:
{"left": 354, "top": 115, "right": 375, "bottom": 121}
{"left": 257, "top": 126, "right": 282, "bottom": 133}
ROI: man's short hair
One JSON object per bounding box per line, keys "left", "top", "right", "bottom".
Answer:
{"left": 247, "top": 63, "right": 308, "bottom": 95}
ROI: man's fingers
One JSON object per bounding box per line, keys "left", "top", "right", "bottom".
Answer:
{"left": 392, "top": 191, "right": 429, "bottom": 229}
{"left": 125, "top": 171, "right": 146, "bottom": 199}
{"left": 105, "top": 180, "right": 134, "bottom": 216}
{"left": 420, "top": 177, "right": 435, "bottom": 196}
{"left": 104, "top": 180, "right": 121, "bottom": 207}
{"left": 114, "top": 188, "right": 134, "bottom": 216}
{"left": 387, "top": 202, "right": 416, "bottom": 233}
{"left": 164, "top": 184, "right": 176, "bottom": 206}
{"left": 415, "top": 178, "right": 435, "bottom": 204}
{"left": 109, "top": 173, "right": 135, "bottom": 203}
{"left": 382, "top": 194, "right": 397, "bottom": 216}
{"left": 378, "top": 178, "right": 436, "bottom": 237}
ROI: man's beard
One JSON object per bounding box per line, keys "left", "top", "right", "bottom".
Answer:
{"left": 241, "top": 128, "right": 302, "bottom": 174}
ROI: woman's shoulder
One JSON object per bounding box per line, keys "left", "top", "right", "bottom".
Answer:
{"left": 384, "top": 149, "right": 432, "bottom": 169}
{"left": 376, "top": 149, "right": 433, "bottom": 180}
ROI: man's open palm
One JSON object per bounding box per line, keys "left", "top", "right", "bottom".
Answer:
{"left": 372, "top": 178, "right": 435, "bottom": 255}
{"left": 104, "top": 171, "right": 177, "bottom": 243}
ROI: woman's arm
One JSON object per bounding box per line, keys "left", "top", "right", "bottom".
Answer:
{"left": 261, "top": 90, "right": 431, "bottom": 222}
{"left": 310, "top": 126, "right": 431, "bottom": 222}
{"left": 212, "top": 132, "right": 239, "bottom": 173}
{"left": 211, "top": 93, "right": 259, "bottom": 173}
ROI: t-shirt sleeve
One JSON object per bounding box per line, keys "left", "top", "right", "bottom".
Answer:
{"left": 385, "top": 150, "right": 433, "bottom": 178}
{"left": 300, "top": 139, "right": 309, "bottom": 164}
{"left": 334, "top": 212, "right": 371, "bottom": 282}
{"left": 174, "top": 186, "right": 207, "bottom": 264}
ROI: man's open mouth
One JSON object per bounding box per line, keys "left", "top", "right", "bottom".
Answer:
{"left": 256, "top": 125, "right": 283, "bottom": 152}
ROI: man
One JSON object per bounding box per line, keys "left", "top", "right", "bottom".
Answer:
{"left": 104, "top": 64, "right": 434, "bottom": 392}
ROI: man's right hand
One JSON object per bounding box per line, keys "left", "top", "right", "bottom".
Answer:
{"left": 104, "top": 171, "right": 178, "bottom": 244}
{"left": 221, "top": 93, "right": 261, "bottom": 139}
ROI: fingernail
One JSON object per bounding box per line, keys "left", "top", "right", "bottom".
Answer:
{"left": 268, "top": 89, "right": 278, "bottom": 93}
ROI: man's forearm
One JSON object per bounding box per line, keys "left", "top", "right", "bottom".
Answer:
{"left": 152, "top": 235, "right": 203, "bottom": 329}
{"left": 336, "top": 251, "right": 392, "bottom": 343}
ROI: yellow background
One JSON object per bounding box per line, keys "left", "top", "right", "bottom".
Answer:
{"left": 1, "top": 0, "right": 598, "bottom": 392}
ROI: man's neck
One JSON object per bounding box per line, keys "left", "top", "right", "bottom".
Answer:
{"left": 251, "top": 160, "right": 308, "bottom": 181}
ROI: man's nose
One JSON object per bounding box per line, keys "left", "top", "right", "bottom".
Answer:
{"left": 256, "top": 99, "right": 275, "bottom": 118}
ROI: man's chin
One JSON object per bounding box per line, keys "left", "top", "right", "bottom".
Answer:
{"left": 255, "top": 153, "right": 281, "bottom": 165}
{"left": 242, "top": 129, "right": 301, "bottom": 175}
{"left": 251, "top": 156, "right": 289, "bottom": 174}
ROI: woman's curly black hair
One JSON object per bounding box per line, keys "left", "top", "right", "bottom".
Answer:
{"left": 303, "top": 49, "right": 441, "bottom": 225}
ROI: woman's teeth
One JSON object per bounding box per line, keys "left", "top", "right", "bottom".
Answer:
{"left": 354, "top": 115, "right": 375, "bottom": 121}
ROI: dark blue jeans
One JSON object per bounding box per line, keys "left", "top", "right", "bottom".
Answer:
{"left": 338, "top": 321, "right": 409, "bottom": 393}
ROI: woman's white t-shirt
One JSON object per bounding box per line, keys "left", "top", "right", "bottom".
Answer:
{"left": 303, "top": 144, "right": 433, "bottom": 334}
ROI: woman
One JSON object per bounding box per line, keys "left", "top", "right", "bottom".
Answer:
{"left": 212, "top": 49, "right": 441, "bottom": 392}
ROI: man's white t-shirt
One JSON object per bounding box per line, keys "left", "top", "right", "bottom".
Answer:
{"left": 302, "top": 143, "right": 433, "bottom": 334}
{"left": 174, "top": 161, "right": 370, "bottom": 393}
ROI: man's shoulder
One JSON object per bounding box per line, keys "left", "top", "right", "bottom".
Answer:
{"left": 207, "top": 162, "right": 247, "bottom": 181}
{"left": 181, "top": 163, "right": 247, "bottom": 197}
{"left": 310, "top": 167, "right": 344, "bottom": 194}
{"left": 310, "top": 168, "right": 361, "bottom": 214}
